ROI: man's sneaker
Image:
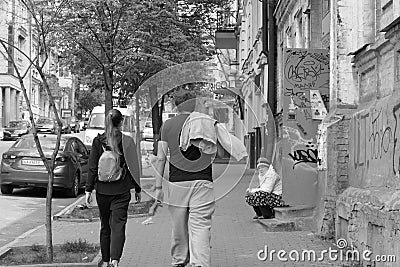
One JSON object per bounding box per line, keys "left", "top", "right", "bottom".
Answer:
{"left": 253, "top": 215, "right": 261, "bottom": 220}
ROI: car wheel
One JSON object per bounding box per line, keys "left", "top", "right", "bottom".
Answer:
{"left": 1, "top": 185, "right": 13, "bottom": 194}
{"left": 67, "top": 173, "right": 80, "bottom": 198}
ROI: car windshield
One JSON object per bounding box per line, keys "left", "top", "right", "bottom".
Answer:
{"left": 37, "top": 118, "right": 53, "bottom": 124}
{"left": 88, "top": 114, "right": 105, "bottom": 129}
{"left": 8, "top": 121, "right": 28, "bottom": 128}
{"left": 13, "top": 136, "right": 66, "bottom": 150}
{"left": 88, "top": 114, "right": 132, "bottom": 131}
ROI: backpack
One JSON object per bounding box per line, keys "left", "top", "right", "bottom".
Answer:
{"left": 98, "top": 145, "right": 125, "bottom": 182}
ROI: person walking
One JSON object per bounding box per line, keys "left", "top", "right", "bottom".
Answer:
{"left": 85, "top": 109, "right": 141, "bottom": 267}
{"left": 154, "top": 91, "right": 215, "bottom": 267}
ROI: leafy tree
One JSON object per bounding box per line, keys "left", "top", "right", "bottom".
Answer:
{"left": 53, "top": 0, "right": 230, "bottom": 157}
{"left": 132, "top": 0, "right": 229, "bottom": 151}
{"left": 76, "top": 89, "right": 104, "bottom": 114}
{"left": 0, "top": 0, "right": 68, "bottom": 261}
{"left": 53, "top": 0, "right": 152, "bottom": 114}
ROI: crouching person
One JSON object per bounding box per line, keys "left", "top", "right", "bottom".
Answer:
{"left": 245, "top": 157, "right": 285, "bottom": 219}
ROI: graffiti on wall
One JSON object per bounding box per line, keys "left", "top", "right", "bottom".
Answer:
{"left": 351, "top": 99, "right": 400, "bottom": 186}
{"left": 392, "top": 103, "right": 400, "bottom": 176}
{"left": 283, "top": 49, "right": 329, "bottom": 169}
{"left": 282, "top": 49, "right": 329, "bottom": 206}
{"left": 283, "top": 49, "right": 330, "bottom": 121}
{"left": 353, "top": 105, "right": 392, "bottom": 167}
{"left": 288, "top": 144, "right": 319, "bottom": 169}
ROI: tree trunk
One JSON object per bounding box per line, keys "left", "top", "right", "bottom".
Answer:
{"left": 135, "top": 93, "right": 142, "bottom": 177}
{"left": 149, "top": 85, "right": 161, "bottom": 155}
{"left": 45, "top": 171, "right": 54, "bottom": 261}
{"left": 105, "top": 88, "right": 112, "bottom": 115}
{"left": 104, "top": 67, "right": 114, "bottom": 114}
{"left": 39, "top": 72, "right": 64, "bottom": 264}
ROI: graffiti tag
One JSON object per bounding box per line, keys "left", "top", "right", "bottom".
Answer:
{"left": 288, "top": 148, "right": 319, "bottom": 169}
{"left": 369, "top": 107, "right": 392, "bottom": 160}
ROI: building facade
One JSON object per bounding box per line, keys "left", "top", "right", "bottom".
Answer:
{"left": 0, "top": 0, "right": 27, "bottom": 126}
{"left": 0, "top": 0, "right": 72, "bottom": 127}
{"left": 236, "top": 0, "right": 277, "bottom": 169}
{"left": 235, "top": 0, "right": 400, "bottom": 263}
{"left": 331, "top": 0, "right": 400, "bottom": 263}
{"left": 273, "top": 0, "right": 400, "bottom": 264}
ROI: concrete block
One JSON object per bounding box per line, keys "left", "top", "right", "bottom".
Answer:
{"left": 257, "top": 219, "right": 297, "bottom": 232}
{"left": 274, "top": 205, "right": 314, "bottom": 220}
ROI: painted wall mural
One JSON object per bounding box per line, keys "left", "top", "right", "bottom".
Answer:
{"left": 282, "top": 49, "right": 329, "bottom": 206}
{"left": 350, "top": 97, "right": 400, "bottom": 189}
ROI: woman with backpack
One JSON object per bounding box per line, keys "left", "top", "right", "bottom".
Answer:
{"left": 85, "top": 109, "right": 141, "bottom": 267}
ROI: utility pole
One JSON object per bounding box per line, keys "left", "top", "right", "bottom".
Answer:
{"left": 71, "top": 74, "right": 76, "bottom": 116}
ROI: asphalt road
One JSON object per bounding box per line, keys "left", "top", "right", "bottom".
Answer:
{"left": 0, "top": 132, "right": 86, "bottom": 247}
{"left": 0, "top": 131, "right": 156, "bottom": 247}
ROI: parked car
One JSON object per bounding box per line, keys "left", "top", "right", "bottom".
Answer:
{"left": 0, "top": 134, "right": 89, "bottom": 197}
{"left": 83, "top": 105, "right": 135, "bottom": 151}
{"left": 60, "top": 119, "right": 72, "bottom": 134}
{"left": 3, "top": 121, "right": 31, "bottom": 141}
{"left": 82, "top": 117, "right": 89, "bottom": 130}
{"left": 68, "top": 116, "right": 80, "bottom": 133}
{"left": 35, "top": 117, "right": 55, "bottom": 133}
{"left": 141, "top": 120, "right": 153, "bottom": 141}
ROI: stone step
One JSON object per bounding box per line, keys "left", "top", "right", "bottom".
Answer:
{"left": 274, "top": 205, "right": 314, "bottom": 220}
{"left": 256, "top": 218, "right": 297, "bottom": 232}
{"left": 257, "top": 216, "right": 315, "bottom": 232}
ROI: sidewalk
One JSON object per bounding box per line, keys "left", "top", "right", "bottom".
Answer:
{"left": 6, "top": 164, "right": 341, "bottom": 266}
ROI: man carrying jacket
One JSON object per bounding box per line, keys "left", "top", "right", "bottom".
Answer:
{"left": 154, "top": 91, "right": 215, "bottom": 267}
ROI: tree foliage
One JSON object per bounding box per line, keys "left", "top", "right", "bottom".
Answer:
{"left": 76, "top": 89, "right": 104, "bottom": 114}
{"left": 54, "top": 0, "right": 228, "bottom": 109}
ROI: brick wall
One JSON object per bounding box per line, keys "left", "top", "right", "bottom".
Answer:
{"left": 317, "top": 112, "right": 351, "bottom": 239}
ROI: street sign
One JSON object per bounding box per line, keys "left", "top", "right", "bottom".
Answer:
{"left": 61, "top": 109, "right": 72, "bottom": 118}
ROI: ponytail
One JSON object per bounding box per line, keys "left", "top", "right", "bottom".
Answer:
{"left": 104, "top": 109, "right": 123, "bottom": 164}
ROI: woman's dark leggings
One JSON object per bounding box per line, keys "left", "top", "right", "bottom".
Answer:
{"left": 96, "top": 191, "right": 131, "bottom": 262}
{"left": 253, "top": 205, "right": 274, "bottom": 219}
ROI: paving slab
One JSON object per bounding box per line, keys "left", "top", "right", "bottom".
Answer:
{"left": 4, "top": 165, "right": 344, "bottom": 267}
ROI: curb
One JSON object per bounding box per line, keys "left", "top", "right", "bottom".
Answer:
{"left": 54, "top": 212, "right": 153, "bottom": 223}
{"left": 0, "top": 225, "right": 44, "bottom": 257}
{"left": 53, "top": 195, "right": 86, "bottom": 221}
{"left": 54, "top": 199, "right": 158, "bottom": 223}
{"left": 0, "top": 248, "right": 102, "bottom": 267}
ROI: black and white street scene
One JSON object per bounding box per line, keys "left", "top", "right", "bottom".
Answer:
{"left": 0, "top": 0, "right": 399, "bottom": 266}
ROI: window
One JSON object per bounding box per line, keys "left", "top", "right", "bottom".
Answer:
{"left": 32, "top": 44, "right": 38, "bottom": 59}
{"left": 295, "top": 11, "right": 304, "bottom": 48}
{"left": 380, "top": 0, "right": 394, "bottom": 30}
{"left": 17, "top": 35, "right": 25, "bottom": 62}
{"left": 322, "top": 0, "right": 330, "bottom": 17}
{"left": 31, "top": 87, "right": 37, "bottom": 105}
